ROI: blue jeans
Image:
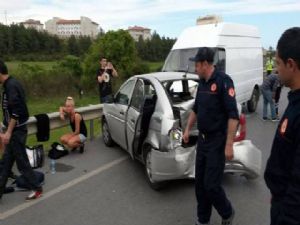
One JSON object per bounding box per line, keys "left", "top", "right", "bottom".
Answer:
{"left": 262, "top": 89, "right": 276, "bottom": 119}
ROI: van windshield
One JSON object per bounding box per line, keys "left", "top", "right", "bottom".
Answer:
{"left": 162, "top": 48, "right": 226, "bottom": 74}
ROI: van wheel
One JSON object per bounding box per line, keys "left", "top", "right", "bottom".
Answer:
{"left": 247, "top": 88, "right": 260, "bottom": 113}
{"left": 102, "top": 119, "right": 114, "bottom": 147}
{"left": 144, "top": 146, "right": 165, "bottom": 191}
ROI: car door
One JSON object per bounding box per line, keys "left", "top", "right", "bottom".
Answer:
{"left": 126, "top": 79, "right": 145, "bottom": 158}
{"left": 107, "top": 79, "right": 136, "bottom": 150}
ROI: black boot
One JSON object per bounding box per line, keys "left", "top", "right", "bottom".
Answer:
{"left": 79, "top": 145, "right": 84, "bottom": 154}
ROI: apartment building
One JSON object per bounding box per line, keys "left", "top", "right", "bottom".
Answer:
{"left": 45, "top": 16, "right": 99, "bottom": 38}
{"left": 127, "top": 25, "right": 151, "bottom": 41}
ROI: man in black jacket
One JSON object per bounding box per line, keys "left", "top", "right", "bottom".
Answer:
{"left": 0, "top": 60, "right": 42, "bottom": 201}
{"left": 264, "top": 27, "right": 300, "bottom": 225}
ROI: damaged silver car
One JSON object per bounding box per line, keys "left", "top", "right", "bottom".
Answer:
{"left": 102, "top": 72, "right": 262, "bottom": 190}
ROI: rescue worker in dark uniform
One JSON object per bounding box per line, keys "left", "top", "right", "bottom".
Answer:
{"left": 264, "top": 27, "right": 300, "bottom": 225}
{"left": 183, "top": 47, "right": 239, "bottom": 225}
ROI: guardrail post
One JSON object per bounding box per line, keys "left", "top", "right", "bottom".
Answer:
{"left": 90, "top": 119, "right": 94, "bottom": 140}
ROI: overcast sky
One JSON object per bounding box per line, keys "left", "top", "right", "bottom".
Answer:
{"left": 0, "top": 0, "right": 299, "bottom": 48}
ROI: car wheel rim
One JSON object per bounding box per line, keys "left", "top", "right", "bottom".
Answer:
{"left": 103, "top": 122, "right": 110, "bottom": 144}
{"left": 146, "top": 152, "right": 154, "bottom": 183}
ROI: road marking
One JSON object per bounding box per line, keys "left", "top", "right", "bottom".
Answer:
{"left": 0, "top": 156, "right": 128, "bottom": 220}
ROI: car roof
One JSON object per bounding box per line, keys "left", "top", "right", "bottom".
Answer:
{"left": 134, "top": 72, "right": 199, "bottom": 82}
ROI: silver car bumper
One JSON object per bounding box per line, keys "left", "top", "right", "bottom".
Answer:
{"left": 150, "top": 146, "right": 196, "bottom": 182}
{"left": 225, "top": 140, "right": 262, "bottom": 179}
{"left": 149, "top": 140, "right": 261, "bottom": 182}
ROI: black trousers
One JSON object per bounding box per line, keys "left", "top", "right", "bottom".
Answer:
{"left": 0, "top": 127, "right": 41, "bottom": 198}
{"left": 195, "top": 134, "right": 232, "bottom": 224}
{"left": 270, "top": 198, "right": 300, "bottom": 225}
{"left": 271, "top": 199, "right": 282, "bottom": 225}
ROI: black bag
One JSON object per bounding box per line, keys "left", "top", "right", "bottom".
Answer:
{"left": 26, "top": 144, "right": 45, "bottom": 169}
{"left": 48, "top": 142, "right": 69, "bottom": 160}
{"left": 15, "top": 171, "right": 45, "bottom": 190}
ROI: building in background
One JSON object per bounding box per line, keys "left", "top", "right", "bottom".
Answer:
{"left": 196, "top": 15, "right": 223, "bottom": 25}
{"left": 45, "top": 16, "right": 99, "bottom": 38}
{"left": 20, "top": 19, "right": 44, "bottom": 31}
{"left": 127, "top": 26, "right": 151, "bottom": 41}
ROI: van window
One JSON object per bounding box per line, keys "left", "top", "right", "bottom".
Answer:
{"left": 163, "top": 48, "right": 226, "bottom": 74}
{"left": 215, "top": 48, "right": 226, "bottom": 72}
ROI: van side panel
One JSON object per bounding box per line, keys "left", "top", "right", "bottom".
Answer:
{"left": 221, "top": 35, "right": 263, "bottom": 103}
{"left": 170, "top": 22, "right": 264, "bottom": 104}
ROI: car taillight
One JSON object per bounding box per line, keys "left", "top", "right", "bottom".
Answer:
{"left": 169, "top": 128, "right": 182, "bottom": 149}
{"left": 234, "top": 113, "right": 246, "bottom": 142}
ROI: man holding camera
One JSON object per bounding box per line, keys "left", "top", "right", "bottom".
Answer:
{"left": 96, "top": 57, "right": 118, "bottom": 103}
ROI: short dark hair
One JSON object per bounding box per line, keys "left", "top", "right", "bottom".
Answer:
{"left": 277, "top": 27, "right": 300, "bottom": 69}
{"left": 190, "top": 47, "right": 215, "bottom": 64}
{"left": 0, "top": 60, "right": 8, "bottom": 74}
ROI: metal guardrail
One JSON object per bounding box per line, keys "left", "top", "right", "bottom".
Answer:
{"left": 26, "top": 104, "right": 103, "bottom": 139}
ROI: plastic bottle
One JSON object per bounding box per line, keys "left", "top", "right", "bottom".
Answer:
{"left": 50, "top": 159, "right": 56, "bottom": 174}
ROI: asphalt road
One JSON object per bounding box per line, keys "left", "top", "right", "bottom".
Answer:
{"left": 0, "top": 88, "right": 290, "bottom": 225}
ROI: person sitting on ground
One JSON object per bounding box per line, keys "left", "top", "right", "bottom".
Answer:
{"left": 59, "top": 97, "right": 87, "bottom": 153}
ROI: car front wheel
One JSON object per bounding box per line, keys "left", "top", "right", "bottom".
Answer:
{"left": 102, "top": 119, "right": 114, "bottom": 147}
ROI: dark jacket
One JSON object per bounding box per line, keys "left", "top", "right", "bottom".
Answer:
{"left": 193, "top": 70, "right": 239, "bottom": 134}
{"left": 262, "top": 74, "right": 280, "bottom": 92}
{"left": 264, "top": 89, "right": 300, "bottom": 224}
{"left": 2, "top": 76, "right": 29, "bottom": 128}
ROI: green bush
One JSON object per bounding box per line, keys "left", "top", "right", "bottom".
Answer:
{"left": 132, "top": 59, "right": 151, "bottom": 75}
{"left": 56, "top": 55, "right": 83, "bottom": 77}
{"left": 14, "top": 63, "right": 78, "bottom": 98}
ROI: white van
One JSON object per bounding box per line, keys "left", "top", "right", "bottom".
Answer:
{"left": 162, "top": 22, "right": 263, "bottom": 112}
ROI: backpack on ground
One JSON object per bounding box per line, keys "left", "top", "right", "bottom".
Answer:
{"left": 26, "top": 144, "right": 45, "bottom": 169}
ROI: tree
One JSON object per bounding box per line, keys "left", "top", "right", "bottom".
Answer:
{"left": 135, "top": 31, "right": 176, "bottom": 62}
{"left": 58, "top": 55, "right": 83, "bottom": 77}
{"left": 78, "top": 36, "right": 92, "bottom": 55}
{"left": 67, "top": 35, "right": 80, "bottom": 56}
{"left": 0, "top": 24, "right": 65, "bottom": 60}
{"left": 0, "top": 24, "right": 8, "bottom": 55}
{"left": 83, "top": 29, "right": 139, "bottom": 82}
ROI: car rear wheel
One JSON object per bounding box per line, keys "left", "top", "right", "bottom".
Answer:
{"left": 102, "top": 119, "right": 114, "bottom": 147}
{"left": 244, "top": 173, "right": 259, "bottom": 180}
{"left": 144, "top": 146, "right": 165, "bottom": 191}
{"left": 247, "top": 87, "right": 260, "bottom": 113}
